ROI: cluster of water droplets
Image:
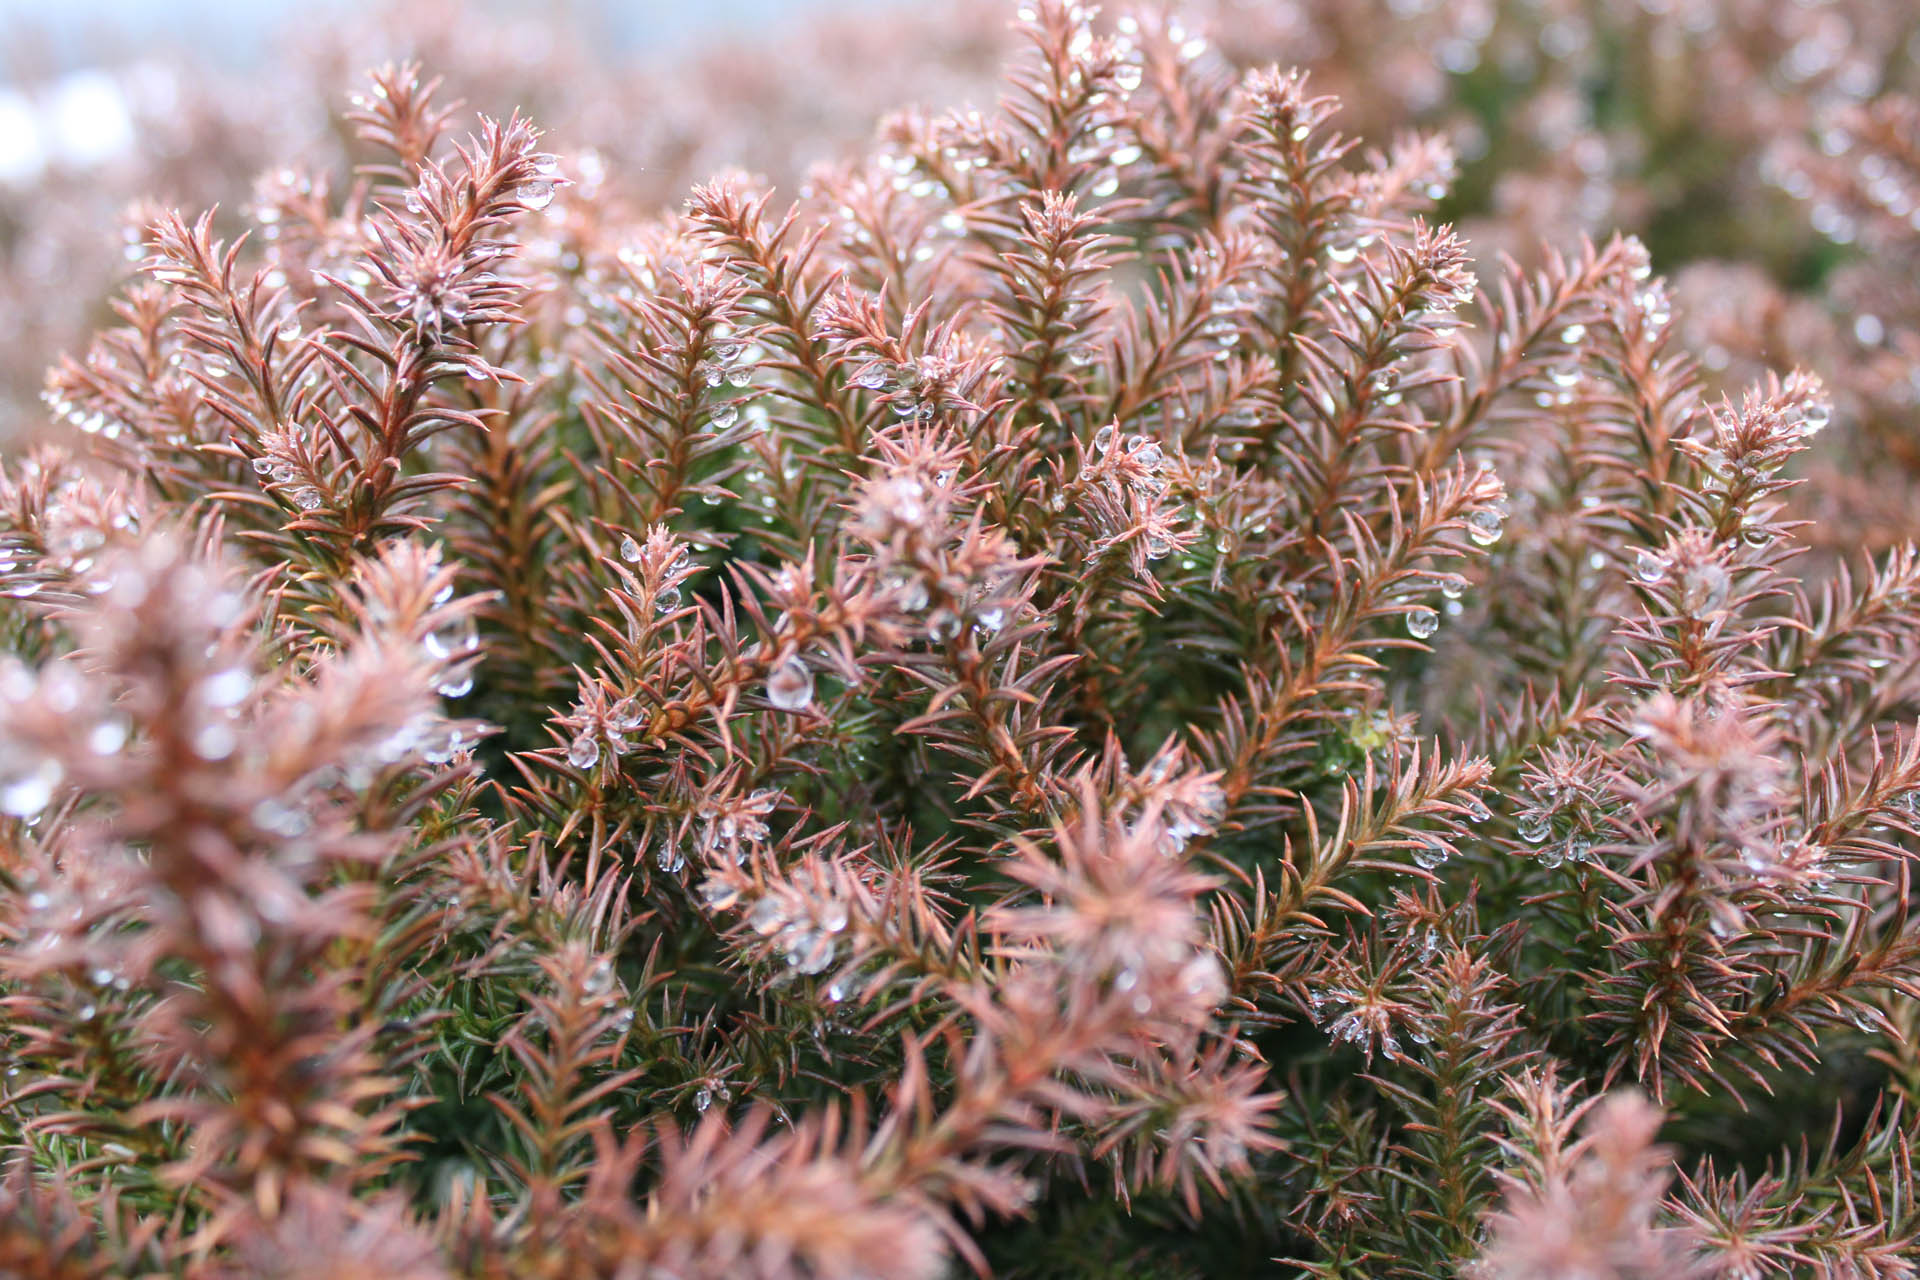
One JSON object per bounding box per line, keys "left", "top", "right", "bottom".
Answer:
{"left": 618, "top": 535, "right": 692, "bottom": 616}
{"left": 40, "top": 389, "right": 128, "bottom": 441}
{"left": 690, "top": 788, "right": 781, "bottom": 869}
{"left": 566, "top": 695, "right": 645, "bottom": 772}
{"left": 1199, "top": 282, "right": 1258, "bottom": 359}
{"left": 1514, "top": 790, "right": 1599, "bottom": 869}
{"left": 698, "top": 333, "right": 758, "bottom": 434}
{"left": 1308, "top": 986, "right": 1413, "bottom": 1060}
{"left": 1090, "top": 424, "right": 1183, "bottom": 559}
{"left": 249, "top": 449, "right": 324, "bottom": 513}
{"left": 745, "top": 889, "right": 852, "bottom": 977}
{"left": 1401, "top": 498, "right": 1503, "bottom": 643}
{"left": 515, "top": 151, "right": 562, "bottom": 212}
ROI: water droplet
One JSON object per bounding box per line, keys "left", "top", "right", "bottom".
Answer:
{"left": 1633, "top": 548, "right": 1667, "bottom": 584}
{"left": 1412, "top": 838, "right": 1450, "bottom": 870}
{"left": 749, "top": 896, "right": 786, "bottom": 935}
{"left": 1326, "top": 243, "right": 1359, "bottom": 265}
{"left": 708, "top": 402, "right": 739, "bottom": 431}
{"left": 1518, "top": 812, "right": 1552, "bottom": 844}
{"left": 201, "top": 668, "right": 254, "bottom": 708}
{"left": 655, "top": 842, "right": 685, "bottom": 874}
{"left": 1405, "top": 607, "right": 1439, "bottom": 639}
{"left": 567, "top": 734, "right": 601, "bottom": 770}
{"left": 620, "top": 536, "right": 642, "bottom": 563}
{"left": 584, "top": 958, "right": 613, "bottom": 996}
{"left": 765, "top": 657, "right": 815, "bottom": 711}
{"left": 1558, "top": 322, "right": 1587, "bottom": 344}
{"left": 423, "top": 617, "right": 477, "bottom": 662}
{"left": 1465, "top": 510, "right": 1504, "bottom": 546}
{"left": 694, "top": 1087, "right": 712, "bottom": 1112}
{"left": 0, "top": 754, "right": 61, "bottom": 818}
{"left": 192, "top": 722, "right": 237, "bottom": 761}
{"left": 88, "top": 718, "right": 129, "bottom": 756}
{"left": 517, "top": 179, "right": 556, "bottom": 210}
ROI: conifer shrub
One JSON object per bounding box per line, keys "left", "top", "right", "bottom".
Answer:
{"left": 4, "top": 3, "right": 1920, "bottom": 1275}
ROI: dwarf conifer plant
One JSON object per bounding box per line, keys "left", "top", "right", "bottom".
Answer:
{"left": 4, "top": 3, "right": 1920, "bottom": 1276}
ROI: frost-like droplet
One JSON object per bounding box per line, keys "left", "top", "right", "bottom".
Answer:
{"left": 765, "top": 657, "right": 814, "bottom": 711}
{"left": 1405, "top": 607, "right": 1439, "bottom": 639}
